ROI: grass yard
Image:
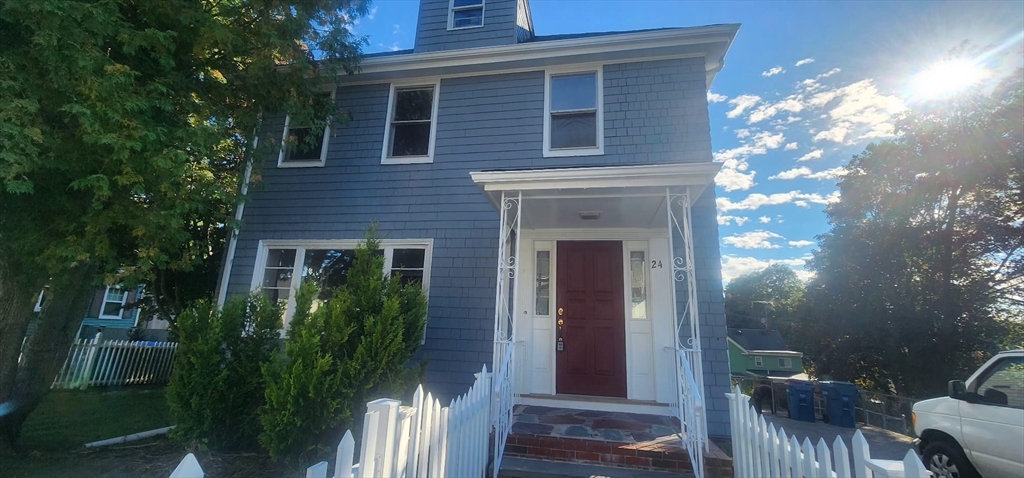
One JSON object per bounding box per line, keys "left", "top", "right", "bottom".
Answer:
{"left": 19, "top": 386, "right": 171, "bottom": 451}
{"left": 2, "top": 386, "right": 298, "bottom": 478}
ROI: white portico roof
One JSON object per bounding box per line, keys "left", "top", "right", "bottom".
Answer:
{"left": 470, "top": 163, "right": 722, "bottom": 229}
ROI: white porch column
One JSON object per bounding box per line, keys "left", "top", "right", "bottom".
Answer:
{"left": 666, "top": 187, "right": 710, "bottom": 475}
{"left": 491, "top": 190, "right": 521, "bottom": 477}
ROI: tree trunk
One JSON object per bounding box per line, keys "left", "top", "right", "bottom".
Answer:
{"left": 0, "top": 255, "right": 45, "bottom": 454}
{"left": 0, "top": 262, "right": 97, "bottom": 451}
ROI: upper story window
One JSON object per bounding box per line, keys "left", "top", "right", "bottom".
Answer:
{"left": 254, "top": 240, "right": 433, "bottom": 327}
{"left": 100, "top": 286, "right": 129, "bottom": 319}
{"left": 278, "top": 92, "right": 333, "bottom": 168}
{"left": 449, "top": 0, "right": 484, "bottom": 30}
{"left": 544, "top": 68, "right": 604, "bottom": 157}
{"left": 778, "top": 357, "right": 792, "bottom": 369}
{"left": 382, "top": 81, "right": 440, "bottom": 164}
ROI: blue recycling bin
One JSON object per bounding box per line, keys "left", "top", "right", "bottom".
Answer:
{"left": 786, "top": 380, "right": 816, "bottom": 422}
{"left": 819, "top": 381, "right": 858, "bottom": 428}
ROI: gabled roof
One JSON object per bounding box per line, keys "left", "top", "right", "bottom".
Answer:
{"left": 728, "top": 329, "right": 791, "bottom": 352}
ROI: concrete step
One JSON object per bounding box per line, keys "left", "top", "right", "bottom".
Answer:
{"left": 498, "top": 456, "right": 694, "bottom": 478}
{"left": 504, "top": 433, "right": 694, "bottom": 474}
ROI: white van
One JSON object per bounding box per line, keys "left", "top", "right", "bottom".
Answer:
{"left": 912, "top": 350, "right": 1024, "bottom": 478}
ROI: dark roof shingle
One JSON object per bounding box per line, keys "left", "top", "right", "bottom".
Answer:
{"left": 728, "top": 329, "right": 790, "bottom": 351}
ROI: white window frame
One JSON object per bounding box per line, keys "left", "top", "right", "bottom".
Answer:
{"left": 33, "top": 289, "right": 46, "bottom": 312}
{"left": 381, "top": 80, "right": 441, "bottom": 165}
{"left": 447, "top": 0, "right": 485, "bottom": 31}
{"left": 778, "top": 357, "right": 792, "bottom": 369}
{"left": 251, "top": 239, "right": 433, "bottom": 329}
{"left": 99, "top": 286, "right": 129, "bottom": 319}
{"left": 277, "top": 90, "right": 336, "bottom": 168}
{"left": 754, "top": 356, "right": 763, "bottom": 367}
{"left": 543, "top": 66, "right": 604, "bottom": 158}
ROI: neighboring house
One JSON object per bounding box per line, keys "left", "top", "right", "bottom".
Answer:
{"left": 216, "top": 0, "right": 738, "bottom": 446}
{"left": 727, "top": 328, "right": 804, "bottom": 378}
{"left": 34, "top": 285, "right": 169, "bottom": 342}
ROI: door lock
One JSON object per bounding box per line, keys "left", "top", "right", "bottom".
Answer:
{"left": 557, "top": 307, "right": 564, "bottom": 316}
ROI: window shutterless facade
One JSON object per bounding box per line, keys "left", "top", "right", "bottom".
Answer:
{"left": 99, "top": 286, "right": 129, "bottom": 319}
{"left": 544, "top": 67, "right": 603, "bottom": 157}
{"left": 754, "top": 356, "right": 763, "bottom": 367}
{"left": 448, "top": 0, "right": 484, "bottom": 30}
{"left": 253, "top": 239, "right": 433, "bottom": 327}
{"left": 278, "top": 92, "right": 334, "bottom": 168}
{"left": 382, "top": 81, "right": 440, "bottom": 164}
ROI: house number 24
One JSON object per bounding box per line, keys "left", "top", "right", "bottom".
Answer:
{"left": 651, "top": 260, "right": 663, "bottom": 269}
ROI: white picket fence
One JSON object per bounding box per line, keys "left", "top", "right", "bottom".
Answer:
{"left": 727, "top": 385, "right": 930, "bottom": 478}
{"left": 53, "top": 332, "right": 178, "bottom": 389}
{"left": 170, "top": 365, "right": 493, "bottom": 478}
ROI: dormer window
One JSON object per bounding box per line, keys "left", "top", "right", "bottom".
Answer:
{"left": 449, "top": 0, "right": 484, "bottom": 30}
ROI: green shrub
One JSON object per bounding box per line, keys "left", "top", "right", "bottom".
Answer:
{"left": 166, "top": 292, "right": 281, "bottom": 451}
{"left": 259, "top": 229, "right": 428, "bottom": 463}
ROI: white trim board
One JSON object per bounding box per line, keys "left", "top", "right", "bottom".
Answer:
{"left": 350, "top": 24, "right": 739, "bottom": 90}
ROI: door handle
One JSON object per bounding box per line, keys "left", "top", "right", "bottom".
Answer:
{"left": 557, "top": 319, "right": 564, "bottom": 326}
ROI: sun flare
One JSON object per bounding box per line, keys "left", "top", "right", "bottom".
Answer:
{"left": 911, "top": 59, "right": 988, "bottom": 99}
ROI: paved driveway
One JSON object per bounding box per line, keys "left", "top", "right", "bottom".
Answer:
{"left": 762, "top": 415, "right": 915, "bottom": 461}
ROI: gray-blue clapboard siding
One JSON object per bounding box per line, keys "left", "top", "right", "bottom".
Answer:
{"left": 225, "top": 56, "right": 731, "bottom": 436}
{"left": 415, "top": 0, "right": 519, "bottom": 53}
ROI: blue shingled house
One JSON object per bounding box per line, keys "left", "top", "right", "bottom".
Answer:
{"left": 215, "top": 0, "right": 737, "bottom": 472}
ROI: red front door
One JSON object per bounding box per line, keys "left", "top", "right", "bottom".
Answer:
{"left": 555, "top": 241, "right": 627, "bottom": 397}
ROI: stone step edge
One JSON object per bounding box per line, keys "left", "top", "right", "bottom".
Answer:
{"left": 505, "top": 433, "right": 694, "bottom": 472}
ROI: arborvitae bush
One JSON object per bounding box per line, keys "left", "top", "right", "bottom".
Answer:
{"left": 259, "top": 229, "right": 428, "bottom": 463}
{"left": 166, "top": 292, "right": 281, "bottom": 451}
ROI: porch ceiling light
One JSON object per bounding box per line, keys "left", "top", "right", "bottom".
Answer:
{"left": 579, "top": 211, "right": 602, "bottom": 220}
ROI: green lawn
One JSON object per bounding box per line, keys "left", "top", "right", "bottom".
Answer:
{"left": 2, "top": 386, "right": 180, "bottom": 478}
{"left": 3, "top": 386, "right": 297, "bottom": 478}
{"left": 19, "top": 386, "right": 171, "bottom": 451}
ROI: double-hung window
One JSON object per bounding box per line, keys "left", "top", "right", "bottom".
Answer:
{"left": 278, "top": 93, "right": 333, "bottom": 167}
{"left": 778, "top": 357, "right": 792, "bottom": 369}
{"left": 100, "top": 286, "right": 129, "bottom": 319}
{"left": 544, "top": 68, "right": 603, "bottom": 157}
{"left": 448, "top": 0, "right": 484, "bottom": 29}
{"left": 382, "top": 82, "right": 439, "bottom": 164}
{"left": 254, "top": 240, "right": 433, "bottom": 327}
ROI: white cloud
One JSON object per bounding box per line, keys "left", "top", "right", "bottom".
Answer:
{"left": 813, "top": 126, "right": 849, "bottom": 143}
{"left": 770, "top": 167, "right": 812, "bottom": 180}
{"left": 727, "top": 95, "right": 761, "bottom": 119}
{"left": 795, "top": 58, "right": 815, "bottom": 67}
{"left": 715, "top": 168, "right": 757, "bottom": 192}
{"left": 789, "top": 240, "right": 815, "bottom": 248}
{"left": 762, "top": 66, "right": 785, "bottom": 77}
{"left": 714, "top": 131, "right": 786, "bottom": 192}
{"left": 717, "top": 190, "right": 840, "bottom": 212}
{"left": 393, "top": 24, "right": 401, "bottom": 35}
{"left": 784, "top": 142, "right": 798, "bottom": 151}
{"left": 810, "top": 79, "right": 906, "bottom": 144}
{"left": 708, "top": 91, "right": 728, "bottom": 103}
{"left": 389, "top": 42, "right": 401, "bottom": 52}
{"left": 368, "top": 6, "right": 378, "bottom": 19}
{"left": 734, "top": 128, "right": 752, "bottom": 139}
{"left": 723, "top": 230, "right": 785, "bottom": 249}
{"left": 821, "top": 68, "right": 841, "bottom": 78}
{"left": 797, "top": 149, "right": 824, "bottom": 161}
{"left": 718, "top": 215, "right": 751, "bottom": 226}
{"left": 721, "top": 255, "right": 814, "bottom": 282}
{"left": 747, "top": 96, "right": 805, "bottom": 123}
{"left": 759, "top": 216, "right": 772, "bottom": 223}
{"left": 770, "top": 166, "right": 847, "bottom": 180}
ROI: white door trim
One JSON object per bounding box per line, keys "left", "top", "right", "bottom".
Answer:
{"left": 517, "top": 228, "right": 671, "bottom": 404}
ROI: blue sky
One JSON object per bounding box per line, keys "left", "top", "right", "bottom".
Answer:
{"left": 354, "top": 1, "right": 1024, "bottom": 282}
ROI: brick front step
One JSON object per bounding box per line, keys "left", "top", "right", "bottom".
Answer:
{"left": 504, "top": 433, "right": 697, "bottom": 473}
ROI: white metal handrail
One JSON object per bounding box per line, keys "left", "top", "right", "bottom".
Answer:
{"left": 677, "top": 347, "right": 707, "bottom": 478}
{"left": 492, "top": 339, "right": 519, "bottom": 477}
